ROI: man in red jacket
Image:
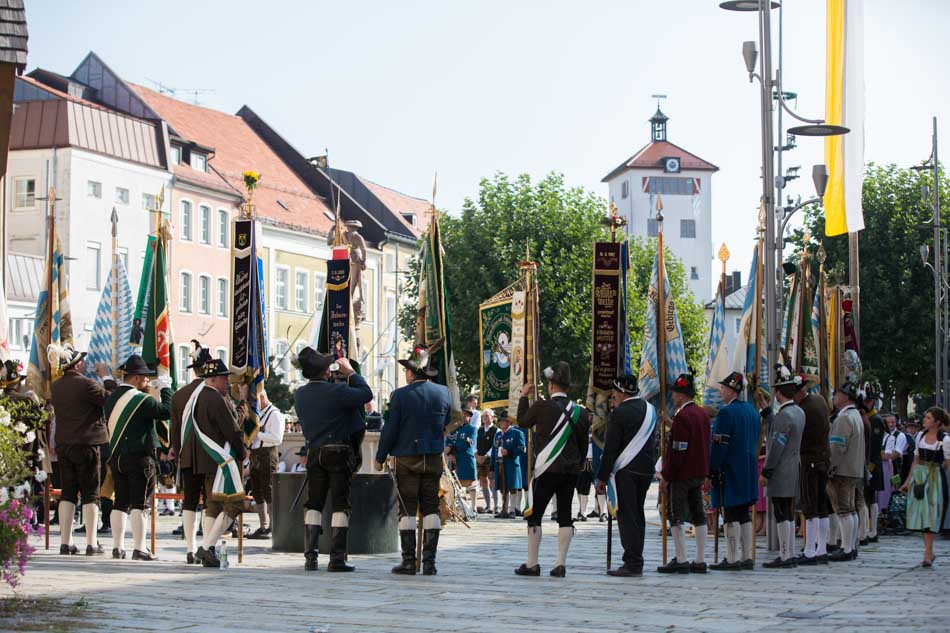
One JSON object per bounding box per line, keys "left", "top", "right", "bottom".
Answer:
{"left": 658, "top": 372, "right": 711, "bottom": 574}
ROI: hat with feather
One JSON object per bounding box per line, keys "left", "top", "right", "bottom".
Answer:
{"left": 48, "top": 343, "right": 85, "bottom": 372}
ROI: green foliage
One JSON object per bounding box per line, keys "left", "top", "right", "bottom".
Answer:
{"left": 786, "top": 162, "right": 950, "bottom": 414}
{"left": 400, "top": 172, "right": 707, "bottom": 398}
{"left": 263, "top": 361, "right": 294, "bottom": 413}
{"left": 0, "top": 395, "right": 47, "bottom": 491}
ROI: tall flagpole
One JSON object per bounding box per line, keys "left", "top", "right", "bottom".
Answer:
{"left": 42, "top": 186, "right": 55, "bottom": 551}
{"left": 714, "top": 243, "right": 729, "bottom": 564}
{"left": 817, "top": 243, "right": 829, "bottom": 402}
{"left": 656, "top": 196, "right": 668, "bottom": 566}
{"left": 110, "top": 207, "right": 119, "bottom": 372}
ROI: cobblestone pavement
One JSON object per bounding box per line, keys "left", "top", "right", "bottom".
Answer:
{"left": 5, "top": 485, "right": 949, "bottom": 632}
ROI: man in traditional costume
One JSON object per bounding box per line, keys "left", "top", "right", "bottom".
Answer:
{"left": 493, "top": 410, "right": 524, "bottom": 518}
{"left": 183, "top": 358, "right": 247, "bottom": 568}
{"left": 103, "top": 354, "right": 173, "bottom": 560}
{"left": 760, "top": 365, "right": 805, "bottom": 569}
{"left": 295, "top": 347, "right": 372, "bottom": 572}
{"left": 247, "top": 389, "right": 285, "bottom": 539}
{"left": 794, "top": 373, "right": 832, "bottom": 564}
{"left": 375, "top": 346, "right": 452, "bottom": 576}
{"left": 453, "top": 404, "right": 478, "bottom": 513}
{"left": 475, "top": 408, "right": 498, "bottom": 513}
{"left": 594, "top": 374, "right": 655, "bottom": 577}
{"left": 658, "top": 372, "right": 710, "bottom": 574}
{"left": 861, "top": 387, "right": 885, "bottom": 545}
{"left": 827, "top": 381, "right": 865, "bottom": 562}
{"left": 169, "top": 343, "right": 213, "bottom": 564}
{"left": 708, "top": 371, "right": 760, "bottom": 571}
{"left": 514, "top": 361, "right": 591, "bottom": 578}
{"left": 50, "top": 344, "right": 108, "bottom": 556}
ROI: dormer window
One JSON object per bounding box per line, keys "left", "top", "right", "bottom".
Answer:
{"left": 171, "top": 144, "right": 182, "bottom": 165}
{"left": 191, "top": 152, "right": 207, "bottom": 172}
{"left": 401, "top": 213, "right": 417, "bottom": 227}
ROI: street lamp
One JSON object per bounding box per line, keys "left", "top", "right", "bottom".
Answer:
{"left": 722, "top": 0, "right": 849, "bottom": 389}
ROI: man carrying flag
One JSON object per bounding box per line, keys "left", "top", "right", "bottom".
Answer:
{"left": 596, "top": 374, "right": 655, "bottom": 577}
{"left": 182, "top": 357, "right": 247, "bottom": 568}
{"left": 103, "top": 354, "right": 173, "bottom": 561}
{"left": 514, "top": 361, "right": 591, "bottom": 578}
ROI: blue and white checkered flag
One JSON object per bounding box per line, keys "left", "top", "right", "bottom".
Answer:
{"left": 638, "top": 250, "right": 689, "bottom": 414}
{"left": 703, "top": 281, "right": 728, "bottom": 408}
{"left": 87, "top": 255, "right": 134, "bottom": 375}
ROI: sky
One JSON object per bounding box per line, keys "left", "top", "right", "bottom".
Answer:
{"left": 22, "top": 0, "right": 950, "bottom": 292}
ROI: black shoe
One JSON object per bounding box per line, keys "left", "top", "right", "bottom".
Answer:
{"left": 327, "top": 527, "right": 355, "bottom": 572}
{"left": 549, "top": 565, "right": 566, "bottom": 577}
{"left": 60, "top": 544, "right": 79, "bottom": 555}
{"left": 112, "top": 548, "right": 126, "bottom": 560}
{"left": 763, "top": 556, "right": 796, "bottom": 569}
{"left": 496, "top": 511, "right": 510, "bottom": 519}
{"left": 513, "top": 510, "right": 523, "bottom": 518}
{"left": 657, "top": 558, "right": 691, "bottom": 574}
{"left": 796, "top": 554, "right": 819, "bottom": 566}
{"left": 599, "top": 513, "right": 607, "bottom": 523}
{"left": 304, "top": 524, "right": 321, "bottom": 572}
{"left": 392, "top": 530, "right": 416, "bottom": 575}
{"left": 741, "top": 559, "right": 754, "bottom": 570}
{"left": 247, "top": 527, "right": 271, "bottom": 540}
{"left": 172, "top": 525, "right": 184, "bottom": 536}
{"left": 690, "top": 562, "right": 708, "bottom": 573}
{"left": 850, "top": 549, "right": 859, "bottom": 560}
{"left": 85, "top": 544, "right": 104, "bottom": 556}
{"left": 816, "top": 554, "right": 829, "bottom": 564}
{"left": 859, "top": 538, "right": 869, "bottom": 546}
{"left": 477, "top": 507, "right": 488, "bottom": 514}
{"left": 421, "top": 529, "right": 439, "bottom": 576}
{"left": 828, "top": 549, "right": 853, "bottom": 562}
{"left": 186, "top": 552, "right": 195, "bottom": 564}
{"left": 97, "top": 525, "right": 111, "bottom": 536}
{"left": 132, "top": 549, "right": 156, "bottom": 561}
{"left": 196, "top": 546, "right": 220, "bottom": 568}
{"left": 160, "top": 509, "right": 175, "bottom": 517}
{"left": 709, "top": 558, "right": 742, "bottom": 571}
{"left": 869, "top": 535, "right": 879, "bottom": 543}
{"left": 515, "top": 563, "right": 541, "bottom": 576}
{"left": 550, "top": 512, "right": 558, "bottom": 521}
{"left": 607, "top": 565, "right": 642, "bottom": 577}
{"left": 575, "top": 512, "right": 587, "bottom": 522}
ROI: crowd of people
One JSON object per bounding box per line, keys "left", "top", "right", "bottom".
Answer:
{"left": 9, "top": 335, "right": 949, "bottom": 577}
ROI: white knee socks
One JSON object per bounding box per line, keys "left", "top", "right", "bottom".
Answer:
{"left": 578, "top": 494, "right": 589, "bottom": 516}
{"left": 694, "top": 524, "right": 707, "bottom": 564}
{"left": 838, "top": 513, "right": 854, "bottom": 553}
{"left": 725, "top": 522, "right": 739, "bottom": 563}
{"left": 555, "top": 526, "right": 573, "bottom": 566}
{"left": 803, "top": 517, "right": 819, "bottom": 557}
{"left": 596, "top": 494, "right": 607, "bottom": 515}
{"left": 527, "top": 526, "right": 541, "bottom": 567}
{"left": 59, "top": 501, "right": 76, "bottom": 546}
{"left": 201, "top": 513, "right": 227, "bottom": 549}
{"left": 82, "top": 503, "right": 99, "bottom": 549}
{"left": 111, "top": 510, "right": 128, "bottom": 552}
{"left": 828, "top": 513, "right": 839, "bottom": 546}
{"left": 817, "top": 516, "right": 830, "bottom": 555}
{"left": 130, "top": 509, "right": 146, "bottom": 552}
{"left": 858, "top": 506, "right": 869, "bottom": 541}
{"left": 869, "top": 503, "right": 879, "bottom": 538}
{"left": 183, "top": 510, "right": 198, "bottom": 554}
{"left": 740, "top": 521, "right": 754, "bottom": 561}
{"left": 671, "top": 524, "right": 687, "bottom": 562}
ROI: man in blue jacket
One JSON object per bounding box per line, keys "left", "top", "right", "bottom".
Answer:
{"left": 709, "top": 371, "right": 761, "bottom": 571}
{"left": 492, "top": 411, "right": 525, "bottom": 518}
{"left": 453, "top": 406, "right": 478, "bottom": 514}
{"left": 295, "top": 347, "right": 373, "bottom": 572}
{"left": 375, "top": 346, "right": 452, "bottom": 576}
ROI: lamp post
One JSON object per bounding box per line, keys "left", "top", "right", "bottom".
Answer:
{"left": 721, "top": 0, "right": 848, "bottom": 388}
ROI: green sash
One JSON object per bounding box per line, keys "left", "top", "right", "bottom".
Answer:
{"left": 107, "top": 387, "right": 150, "bottom": 454}
{"left": 182, "top": 383, "right": 245, "bottom": 501}
{"left": 523, "top": 400, "right": 581, "bottom": 517}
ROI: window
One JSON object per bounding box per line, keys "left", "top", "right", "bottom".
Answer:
{"left": 218, "top": 210, "right": 229, "bottom": 248}
{"left": 199, "top": 205, "right": 211, "bottom": 244}
{"left": 198, "top": 275, "right": 211, "bottom": 314}
{"left": 142, "top": 192, "right": 157, "bottom": 211}
{"left": 314, "top": 272, "right": 326, "bottom": 312}
{"left": 179, "top": 272, "right": 192, "bottom": 312}
{"left": 385, "top": 292, "right": 397, "bottom": 333}
{"left": 680, "top": 219, "right": 696, "bottom": 239}
{"left": 14, "top": 177, "right": 35, "bottom": 209}
{"left": 115, "top": 187, "right": 130, "bottom": 205}
{"left": 647, "top": 218, "right": 659, "bottom": 238}
{"left": 216, "top": 348, "right": 228, "bottom": 362}
{"left": 295, "top": 270, "right": 308, "bottom": 312}
{"left": 180, "top": 201, "right": 192, "bottom": 240}
{"left": 735, "top": 317, "right": 742, "bottom": 334}
{"left": 275, "top": 267, "right": 289, "bottom": 310}
{"left": 273, "top": 340, "right": 289, "bottom": 375}
{"left": 118, "top": 247, "right": 129, "bottom": 273}
{"left": 690, "top": 266, "right": 699, "bottom": 280}
{"left": 86, "top": 242, "right": 101, "bottom": 290}
{"left": 171, "top": 145, "right": 182, "bottom": 165}
{"left": 87, "top": 180, "right": 102, "bottom": 199}
{"left": 645, "top": 176, "right": 696, "bottom": 196}
{"left": 401, "top": 213, "right": 417, "bottom": 227}
{"left": 385, "top": 253, "right": 396, "bottom": 273}
{"left": 621, "top": 180, "right": 629, "bottom": 199}
{"left": 216, "top": 278, "right": 228, "bottom": 317}
{"left": 191, "top": 152, "right": 207, "bottom": 172}
{"left": 178, "top": 345, "right": 190, "bottom": 383}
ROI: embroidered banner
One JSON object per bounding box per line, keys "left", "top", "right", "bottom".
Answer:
{"left": 479, "top": 296, "right": 513, "bottom": 409}
{"left": 591, "top": 242, "right": 622, "bottom": 391}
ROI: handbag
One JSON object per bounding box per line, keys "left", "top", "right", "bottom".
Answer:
{"left": 913, "top": 481, "right": 926, "bottom": 500}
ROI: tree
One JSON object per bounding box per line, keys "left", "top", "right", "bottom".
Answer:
{"left": 787, "top": 162, "right": 950, "bottom": 417}
{"left": 400, "top": 172, "right": 707, "bottom": 398}
{"left": 264, "top": 358, "right": 294, "bottom": 413}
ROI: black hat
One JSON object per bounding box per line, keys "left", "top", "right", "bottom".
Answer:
{"left": 120, "top": 354, "right": 155, "bottom": 376}
{"left": 835, "top": 381, "right": 860, "bottom": 401}
{"left": 772, "top": 363, "right": 804, "bottom": 389}
{"left": 0, "top": 360, "right": 24, "bottom": 389}
{"left": 498, "top": 409, "right": 509, "bottom": 422}
{"left": 297, "top": 346, "right": 335, "bottom": 379}
{"left": 612, "top": 374, "right": 639, "bottom": 395}
{"left": 186, "top": 340, "right": 214, "bottom": 369}
{"left": 719, "top": 371, "right": 744, "bottom": 393}
{"left": 670, "top": 373, "right": 695, "bottom": 397}
{"left": 295, "top": 446, "right": 307, "bottom": 456}
{"left": 543, "top": 361, "right": 571, "bottom": 387}
{"left": 198, "top": 358, "right": 232, "bottom": 378}
{"left": 398, "top": 345, "right": 439, "bottom": 378}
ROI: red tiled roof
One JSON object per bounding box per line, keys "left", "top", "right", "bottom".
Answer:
{"left": 129, "top": 83, "right": 334, "bottom": 235}
{"left": 602, "top": 140, "right": 718, "bottom": 182}
{"left": 172, "top": 163, "right": 242, "bottom": 199}
{"left": 359, "top": 177, "right": 429, "bottom": 237}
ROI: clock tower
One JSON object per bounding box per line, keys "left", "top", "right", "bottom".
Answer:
{"left": 601, "top": 104, "right": 719, "bottom": 303}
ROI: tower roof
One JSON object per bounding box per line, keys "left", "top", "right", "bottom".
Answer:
{"left": 649, "top": 106, "right": 669, "bottom": 125}
{"left": 601, "top": 139, "right": 719, "bottom": 182}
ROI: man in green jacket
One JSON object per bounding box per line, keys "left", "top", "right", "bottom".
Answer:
{"left": 103, "top": 355, "right": 173, "bottom": 561}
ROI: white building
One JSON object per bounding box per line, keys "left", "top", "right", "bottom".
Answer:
{"left": 3, "top": 76, "right": 171, "bottom": 347}
{"left": 602, "top": 107, "right": 718, "bottom": 304}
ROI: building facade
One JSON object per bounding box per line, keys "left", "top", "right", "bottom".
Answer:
{"left": 603, "top": 107, "right": 718, "bottom": 304}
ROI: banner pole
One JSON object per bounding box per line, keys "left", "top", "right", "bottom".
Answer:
{"left": 657, "top": 207, "right": 668, "bottom": 566}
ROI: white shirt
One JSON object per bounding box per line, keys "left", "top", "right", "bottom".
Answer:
{"left": 251, "top": 404, "right": 285, "bottom": 449}
{"left": 914, "top": 431, "right": 950, "bottom": 460}
{"left": 291, "top": 462, "right": 306, "bottom": 473}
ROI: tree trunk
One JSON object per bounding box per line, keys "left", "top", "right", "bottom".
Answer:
{"left": 897, "top": 385, "right": 910, "bottom": 420}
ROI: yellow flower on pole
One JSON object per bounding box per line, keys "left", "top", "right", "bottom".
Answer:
{"left": 243, "top": 170, "right": 261, "bottom": 192}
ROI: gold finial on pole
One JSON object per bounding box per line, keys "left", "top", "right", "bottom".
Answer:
{"left": 717, "top": 242, "right": 730, "bottom": 277}
{"left": 817, "top": 242, "right": 827, "bottom": 265}
{"left": 604, "top": 201, "right": 627, "bottom": 243}
{"left": 242, "top": 170, "right": 261, "bottom": 220}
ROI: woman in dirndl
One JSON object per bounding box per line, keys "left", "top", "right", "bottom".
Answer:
{"left": 901, "top": 407, "right": 950, "bottom": 568}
